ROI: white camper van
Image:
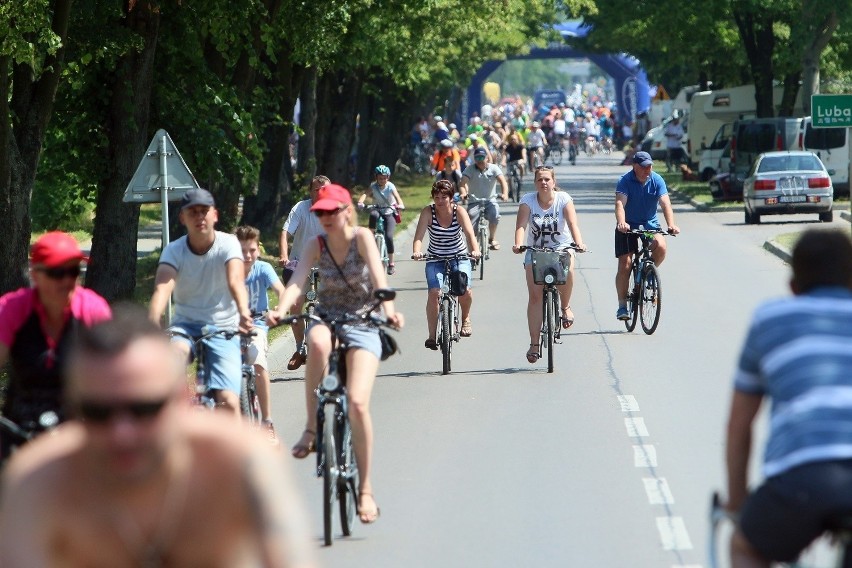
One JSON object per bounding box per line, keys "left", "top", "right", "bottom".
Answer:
{"left": 799, "top": 116, "right": 850, "bottom": 195}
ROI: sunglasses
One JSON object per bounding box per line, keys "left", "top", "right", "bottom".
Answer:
{"left": 75, "top": 397, "right": 170, "bottom": 424}
{"left": 535, "top": 165, "right": 554, "bottom": 172}
{"left": 38, "top": 265, "right": 82, "bottom": 280}
{"left": 314, "top": 206, "right": 347, "bottom": 218}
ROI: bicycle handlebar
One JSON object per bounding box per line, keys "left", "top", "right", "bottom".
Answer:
{"left": 0, "top": 411, "right": 59, "bottom": 443}
{"left": 411, "top": 253, "right": 472, "bottom": 261}
{"left": 624, "top": 228, "right": 677, "bottom": 236}
{"left": 518, "top": 244, "right": 589, "bottom": 253}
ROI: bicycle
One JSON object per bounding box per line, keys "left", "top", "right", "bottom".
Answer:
{"left": 708, "top": 491, "right": 852, "bottom": 568}
{"left": 520, "top": 244, "right": 585, "bottom": 373}
{"left": 412, "top": 254, "right": 470, "bottom": 375}
{"left": 622, "top": 228, "right": 674, "bottom": 335}
{"left": 278, "top": 289, "right": 397, "bottom": 546}
{"left": 362, "top": 204, "right": 396, "bottom": 273}
{"left": 465, "top": 196, "right": 491, "bottom": 280}
{"left": 168, "top": 326, "right": 261, "bottom": 423}
{"left": 545, "top": 141, "right": 563, "bottom": 166}
{"left": 0, "top": 411, "right": 59, "bottom": 467}
{"left": 567, "top": 131, "right": 578, "bottom": 165}
{"left": 507, "top": 160, "right": 523, "bottom": 202}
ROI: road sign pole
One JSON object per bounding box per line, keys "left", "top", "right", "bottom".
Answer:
{"left": 159, "top": 134, "right": 172, "bottom": 324}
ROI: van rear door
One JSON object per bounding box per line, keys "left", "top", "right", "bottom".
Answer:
{"left": 801, "top": 117, "right": 849, "bottom": 194}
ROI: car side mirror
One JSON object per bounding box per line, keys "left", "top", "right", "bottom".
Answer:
{"left": 828, "top": 169, "right": 836, "bottom": 176}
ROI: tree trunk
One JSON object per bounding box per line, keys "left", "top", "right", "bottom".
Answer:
{"left": 0, "top": 0, "right": 73, "bottom": 295}
{"left": 734, "top": 11, "right": 776, "bottom": 118}
{"left": 85, "top": 1, "right": 160, "bottom": 302}
{"left": 356, "top": 81, "right": 418, "bottom": 186}
{"left": 315, "top": 71, "right": 362, "bottom": 186}
{"left": 800, "top": 9, "right": 839, "bottom": 115}
{"left": 778, "top": 72, "right": 801, "bottom": 117}
{"left": 297, "top": 66, "right": 318, "bottom": 181}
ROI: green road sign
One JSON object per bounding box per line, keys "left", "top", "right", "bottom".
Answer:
{"left": 812, "top": 94, "right": 852, "bottom": 128}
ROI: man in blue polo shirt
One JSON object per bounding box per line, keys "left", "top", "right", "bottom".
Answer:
{"left": 723, "top": 229, "right": 852, "bottom": 567}
{"left": 614, "top": 151, "right": 679, "bottom": 320}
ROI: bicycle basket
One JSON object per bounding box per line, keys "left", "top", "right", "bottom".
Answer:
{"left": 531, "top": 250, "right": 568, "bottom": 285}
{"left": 448, "top": 269, "right": 469, "bottom": 296}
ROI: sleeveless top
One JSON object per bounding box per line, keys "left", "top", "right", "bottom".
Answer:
{"left": 317, "top": 229, "right": 374, "bottom": 319}
{"left": 520, "top": 190, "right": 574, "bottom": 249}
{"left": 427, "top": 204, "right": 466, "bottom": 256}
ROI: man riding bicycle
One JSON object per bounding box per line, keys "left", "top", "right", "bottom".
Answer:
{"left": 614, "top": 151, "right": 679, "bottom": 321}
{"left": 459, "top": 147, "right": 509, "bottom": 251}
{"left": 149, "top": 188, "right": 253, "bottom": 417}
{"left": 525, "top": 121, "right": 547, "bottom": 168}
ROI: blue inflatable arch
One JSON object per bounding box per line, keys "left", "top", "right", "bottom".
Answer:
{"left": 464, "top": 22, "right": 650, "bottom": 125}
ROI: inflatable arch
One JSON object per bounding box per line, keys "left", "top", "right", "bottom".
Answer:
{"left": 464, "top": 22, "right": 651, "bottom": 125}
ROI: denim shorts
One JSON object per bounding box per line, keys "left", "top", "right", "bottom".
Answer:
{"left": 467, "top": 200, "right": 499, "bottom": 225}
{"left": 425, "top": 258, "right": 473, "bottom": 291}
{"left": 308, "top": 321, "right": 382, "bottom": 360}
{"left": 168, "top": 321, "right": 242, "bottom": 395}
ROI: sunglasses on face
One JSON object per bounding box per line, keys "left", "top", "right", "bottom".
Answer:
{"left": 38, "top": 265, "right": 82, "bottom": 280}
{"left": 75, "top": 397, "right": 170, "bottom": 424}
{"left": 314, "top": 206, "right": 346, "bottom": 218}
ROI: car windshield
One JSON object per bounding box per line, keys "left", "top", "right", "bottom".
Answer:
{"left": 758, "top": 155, "right": 823, "bottom": 173}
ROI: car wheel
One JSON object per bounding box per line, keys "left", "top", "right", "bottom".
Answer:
{"left": 710, "top": 182, "right": 721, "bottom": 199}
{"left": 819, "top": 210, "right": 833, "bottom": 223}
{"left": 701, "top": 168, "right": 716, "bottom": 182}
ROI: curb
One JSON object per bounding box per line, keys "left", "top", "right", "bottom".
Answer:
{"left": 762, "top": 240, "right": 792, "bottom": 264}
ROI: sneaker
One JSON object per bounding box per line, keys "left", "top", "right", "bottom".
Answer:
{"left": 387, "top": 263, "right": 396, "bottom": 275}
{"left": 616, "top": 306, "right": 630, "bottom": 321}
{"left": 264, "top": 420, "right": 280, "bottom": 447}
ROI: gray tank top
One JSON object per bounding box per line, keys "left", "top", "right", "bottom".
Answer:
{"left": 317, "top": 229, "right": 374, "bottom": 318}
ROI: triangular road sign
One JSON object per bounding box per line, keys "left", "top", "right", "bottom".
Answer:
{"left": 123, "top": 129, "right": 200, "bottom": 203}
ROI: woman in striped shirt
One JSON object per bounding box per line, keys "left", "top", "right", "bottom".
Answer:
{"left": 412, "top": 180, "right": 481, "bottom": 349}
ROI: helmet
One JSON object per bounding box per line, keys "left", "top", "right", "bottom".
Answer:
{"left": 374, "top": 165, "right": 391, "bottom": 176}
{"left": 531, "top": 121, "right": 541, "bottom": 128}
{"left": 440, "top": 138, "right": 453, "bottom": 148}
{"left": 434, "top": 115, "right": 443, "bottom": 122}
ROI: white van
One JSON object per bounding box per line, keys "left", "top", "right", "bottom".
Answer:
{"left": 697, "top": 122, "right": 733, "bottom": 180}
{"left": 799, "top": 116, "right": 849, "bottom": 195}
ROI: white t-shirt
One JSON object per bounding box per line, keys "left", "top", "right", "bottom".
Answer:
{"left": 159, "top": 231, "right": 243, "bottom": 328}
{"left": 282, "top": 199, "right": 324, "bottom": 260}
{"left": 553, "top": 118, "right": 567, "bottom": 136}
{"left": 520, "top": 190, "right": 574, "bottom": 249}
{"left": 526, "top": 129, "right": 547, "bottom": 148}
{"left": 664, "top": 122, "right": 685, "bottom": 149}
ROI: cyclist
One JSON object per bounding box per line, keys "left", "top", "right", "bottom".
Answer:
{"left": 459, "top": 147, "right": 509, "bottom": 251}
{"left": 0, "top": 307, "right": 316, "bottom": 567}
{"left": 357, "top": 165, "right": 406, "bottom": 275}
{"left": 525, "top": 121, "right": 547, "bottom": 169}
{"left": 279, "top": 175, "right": 329, "bottom": 371}
{"left": 236, "top": 225, "right": 286, "bottom": 445}
{"left": 149, "top": 188, "right": 253, "bottom": 417}
{"left": 0, "top": 232, "right": 111, "bottom": 460}
{"left": 614, "top": 151, "right": 679, "bottom": 321}
{"left": 512, "top": 167, "right": 587, "bottom": 364}
{"left": 435, "top": 155, "right": 463, "bottom": 197}
{"left": 503, "top": 133, "right": 527, "bottom": 188}
{"left": 430, "top": 138, "right": 460, "bottom": 175}
{"left": 723, "top": 229, "right": 852, "bottom": 568}
{"left": 411, "top": 179, "right": 481, "bottom": 346}
{"left": 267, "top": 184, "right": 403, "bottom": 524}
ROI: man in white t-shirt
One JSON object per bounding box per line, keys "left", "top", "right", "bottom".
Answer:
{"left": 149, "top": 188, "right": 252, "bottom": 416}
{"left": 278, "top": 175, "right": 328, "bottom": 370}
{"left": 663, "top": 116, "right": 685, "bottom": 172}
{"left": 525, "top": 122, "right": 548, "bottom": 168}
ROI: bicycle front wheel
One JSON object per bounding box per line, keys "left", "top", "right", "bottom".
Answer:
{"left": 322, "top": 405, "right": 337, "bottom": 546}
{"left": 640, "top": 264, "right": 662, "bottom": 335}
{"left": 338, "top": 419, "right": 357, "bottom": 537}
{"left": 478, "top": 227, "right": 488, "bottom": 278}
{"left": 441, "top": 297, "right": 452, "bottom": 375}
{"left": 551, "top": 147, "right": 563, "bottom": 166}
{"left": 543, "top": 289, "right": 555, "bottom": 373}
{"left": 375, "top": 234, "right": 388, "bottom": 272}
{"left": 239, "top": 370, "right": 261, "bottom": 425}
{"left": 625, "top": 264, "right": 639, "bottom": 332}
{"left": 513, "top": 174, "right": 521, "bottom": 202}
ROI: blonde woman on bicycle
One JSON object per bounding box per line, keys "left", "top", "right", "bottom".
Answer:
{"left": 412, "top": 180, "right": 481, "bottom": 347}
{"left": 512, "top": 166, "right": 587, "bottom": 364}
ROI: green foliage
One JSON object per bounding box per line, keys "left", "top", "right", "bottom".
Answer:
{"left": 0, "top": 0, "right": 63, "bottom": 70}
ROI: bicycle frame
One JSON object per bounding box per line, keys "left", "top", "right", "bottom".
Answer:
{"left": 465, "top": 196, "right": 491, "bottom": 279}
{"left": 415, "top": 254, "right": 468, "bottom": 374}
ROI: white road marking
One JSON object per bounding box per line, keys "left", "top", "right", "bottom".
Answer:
{"left": 633, "top": 444, "right": 658, "bottom": 467}
{"left": 656, "top": 517, "right": 694, "bottom": 551}
{"left": 625, "top": 417, "right": 649, "bottom": 437}
{"left": 643, "top": 477, "right": 675, "bottom": 504}
{"left": 618, "top": 394, "right": 640, "bottom": 412}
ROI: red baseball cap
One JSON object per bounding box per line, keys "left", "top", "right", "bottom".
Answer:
{"left": 310, "top": 184, "right": 353, "bottom": 212}
{"left": 30, "top": 231, "right": 87, "bottom": 268}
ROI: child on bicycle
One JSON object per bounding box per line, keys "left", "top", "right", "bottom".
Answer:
{"left": 357, "top": 165, "right": 406, "bottom": 275}
{"left": 236, "top": 225, "right": 286, "bottom": 445}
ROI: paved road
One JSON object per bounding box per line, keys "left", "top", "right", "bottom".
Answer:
{"left": 265, "top": 152, "right": 848, "bottom": 567}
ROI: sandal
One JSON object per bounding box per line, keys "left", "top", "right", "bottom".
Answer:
{"left": 561, "top": 306, "right": 575, "bottom": 329}
{"left": 460, "top": 319, "right": 472, "bottom": 337}
{"left": 287, "top": 350, "right": 306, "bottom": 371}
{"left": 424, "top": 338, "right": 438, "bottom": 350}
{"left": 358, "top": 492, "right": 381, "bottom": 524}
{"left": 489, "top": 240, "right": 500, "bottom": 250}
{"left": 526, "top": 343, "right": 540, "bottom": 364}
{"left": 291, "top": 429, "right": 316, "bottom": 459}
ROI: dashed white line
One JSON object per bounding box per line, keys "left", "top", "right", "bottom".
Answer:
{"left": 625, "top": 416, "right": 649, "bottom": 437}
{"left": 656, "top": 517, "right": 693, "bottom": 550}
{"left": 633, "top": 444, "right": 658, "bottom": 467}
{"left": 643, "top": 478, "right": 675, "bottom": 505}
{"left": 618, "top": 394, "right": 640, "bottom": 412}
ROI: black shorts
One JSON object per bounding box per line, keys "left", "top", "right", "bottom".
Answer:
{"left": 739, "top": 459, "right": 852, "bottom": 562}
{"left": 614, "top": 229, "right": 640, "bottom": 258}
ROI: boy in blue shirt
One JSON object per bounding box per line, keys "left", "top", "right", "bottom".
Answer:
{"left": 236, "top": 226, "right": 286, "bottom": 445}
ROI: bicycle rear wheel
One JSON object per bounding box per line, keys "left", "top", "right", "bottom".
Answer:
{"left": 239, "top": 370, "right": 261, "bottom": 425}
{"left": 551, "top": 147, "right": 563, "bottom": 166}
{"left": 625, "top": 264, "right": 639, "bottom": 332}
{"left": 440, "top": 297, "right": 452, "bottom": 375}
{"left": 640, "top": 264, "right": 662, "bottom": 335}
{"left": 552, "top": 289, "right": 562, "bottom": 342}
{"left": 543, "top": 289, "right": 554, "bottom": 373}
{"left": 322, "top": 405, "right": 337, "bottom": 546}
{"left": 338, "top": 418, "right": 357, "bottom": 537}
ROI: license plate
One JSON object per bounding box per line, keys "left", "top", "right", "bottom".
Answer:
{"left": 779, "top": 178, "right": 804, "bottom": 190}
{"left": 779, "top": 195, "right": 807, "bottom": 203}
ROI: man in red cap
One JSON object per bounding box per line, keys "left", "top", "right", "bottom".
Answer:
{"left": 0, "top": 231, "right": 111, "bottom": 462}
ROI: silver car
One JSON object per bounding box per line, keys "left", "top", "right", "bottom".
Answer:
{"left": 743, "top": 151, "right": 834, "bottom": 224}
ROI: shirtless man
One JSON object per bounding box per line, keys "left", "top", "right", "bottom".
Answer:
{"left": 0, "top": 306, "right": 316, "bottom": 568}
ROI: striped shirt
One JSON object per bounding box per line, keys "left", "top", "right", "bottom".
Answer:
{"left": 426, "top": 204, "right": 466, "bottom": 257}
{"left": 734, "top": 287, "right": 852, "bottom": 477}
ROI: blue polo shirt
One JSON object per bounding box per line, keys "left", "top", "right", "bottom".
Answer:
{"left": 734, "top": 287, "right": 852, "bottom": 478}
{"left": 616, "top": 170, "right": 667, "bottom": 229}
